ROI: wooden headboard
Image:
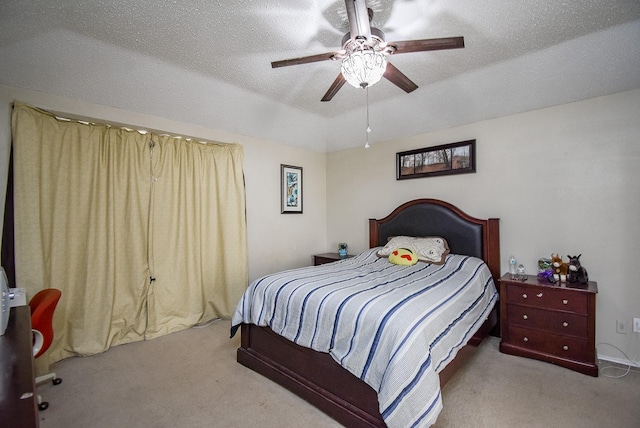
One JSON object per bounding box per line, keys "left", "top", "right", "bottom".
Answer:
{"left": 368, "top": 199, "right": 500, "bottom": 283}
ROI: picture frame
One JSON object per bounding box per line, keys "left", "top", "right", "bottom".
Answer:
{"left": 281, "top": 164, "right": 303, "bottom": 214}
{"left": 396, "top": 139, "right": 476, "bottom": 180}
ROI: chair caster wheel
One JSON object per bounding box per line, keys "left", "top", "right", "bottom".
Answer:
{"left": 38, "top": 401, "right": 49, "bottom": 411}
{"left": 53, "top": 378, "right": 62, "bottom": 385}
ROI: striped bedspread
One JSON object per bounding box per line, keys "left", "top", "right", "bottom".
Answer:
{"left": 231, "top": 248, "right": 497, "bottom": 427}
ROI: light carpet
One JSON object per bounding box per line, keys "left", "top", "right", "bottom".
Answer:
{"left": 36, "top": 320, "right": 640, "bottom": 427}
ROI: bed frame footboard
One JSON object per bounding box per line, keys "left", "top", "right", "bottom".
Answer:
{"left": 238, "top": 323, "right": 385, "bottom": 427}
{"left": 237, "top": 311, "right": 496, "bottom": 428}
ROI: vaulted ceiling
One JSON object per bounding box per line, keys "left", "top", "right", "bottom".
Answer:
{"left": 1, "top": 1, "right": 639, "bottom": 152}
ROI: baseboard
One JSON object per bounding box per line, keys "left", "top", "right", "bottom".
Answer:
{"left": 597, "top": 354, "right": 640, "bottom": 368}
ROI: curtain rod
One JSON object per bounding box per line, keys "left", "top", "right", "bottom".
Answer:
{"left": 16, "top": 101, "right": 230, "bottom": 146}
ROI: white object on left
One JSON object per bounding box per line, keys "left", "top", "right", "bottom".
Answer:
{"left": 9, "top": 287, "right": 27, "bottom": 307}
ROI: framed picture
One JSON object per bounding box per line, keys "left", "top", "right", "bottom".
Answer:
{"left": 281, "top": 164, "right": 303, "bottom": 214}
{"left": 396, "top": 139, "right": 476, "bottom": 180}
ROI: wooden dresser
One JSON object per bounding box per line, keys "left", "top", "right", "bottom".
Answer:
{"left": 0, "top": 305, "right": 39, "bottom": 427}
{"left": 499, "top": 273, "right": 598, "bottom": 377}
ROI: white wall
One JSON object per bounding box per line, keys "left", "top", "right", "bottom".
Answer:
{"left": 0, "top": 84, "right": 326, "bottom": 285}
{"left": 326, "top": 89, "right": 640, "bottom": 365}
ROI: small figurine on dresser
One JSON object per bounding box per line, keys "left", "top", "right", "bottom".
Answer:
{"left": 338, "top": 242, "right": 349, "bottom": 258}
{"left": 537, "top": 258, "right": 556, "bottom": 283}
{"left": 567, "top": 254, "right": 589, "bottom": 284}
{"left": 551, "top": 253, "right": 568, "bottom": 282}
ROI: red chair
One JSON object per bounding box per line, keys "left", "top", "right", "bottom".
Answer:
{"left": 29, "top": 288, "right": 62, "bottom": 411}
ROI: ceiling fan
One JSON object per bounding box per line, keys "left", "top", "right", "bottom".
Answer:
{"left": 271, "top": 0, "right": 465, "bottom": 102}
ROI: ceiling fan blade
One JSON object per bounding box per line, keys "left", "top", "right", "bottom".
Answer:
{"left": 321, "top": 73, "right": 347, "bottom": 102}
{"left": 271, "top": 51, "right": 339, "bottom": 68}
{"left": 383, "top": 62, "right": 418, "bottom": 93}
{"left": 390, "top": 36, "right": 465, "bottom": 54}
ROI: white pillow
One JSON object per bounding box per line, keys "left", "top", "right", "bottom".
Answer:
{"left": 378, "top": 236, "right": 450, "bottom": 264}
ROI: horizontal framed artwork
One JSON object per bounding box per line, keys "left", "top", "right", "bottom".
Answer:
{"left": 396, "top": 139, "right": 476, "bottom": 180}
{"left": 281, "top": 164, "right": 303, "bottom": 214}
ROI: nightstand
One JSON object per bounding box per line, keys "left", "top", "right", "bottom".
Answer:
{"left": 499, "top": 273, "right": 598, "bottom": 377}
{"left": 313, "top": 253, "right": 353, "bottom": 266}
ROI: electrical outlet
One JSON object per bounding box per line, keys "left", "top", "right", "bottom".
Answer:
{"left": 633, "top": 318, "right": 640, "bottom": 333}
{"left": 616, "top": 320, "right": 628, "bottom": 334}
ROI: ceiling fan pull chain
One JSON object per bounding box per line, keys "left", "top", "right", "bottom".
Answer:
{"left": 365, "top": 86, "right": 370, "bottom": 149}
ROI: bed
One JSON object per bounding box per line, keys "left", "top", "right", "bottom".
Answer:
{"left": 231, "top": 199, "right": 500, "bottom": 427}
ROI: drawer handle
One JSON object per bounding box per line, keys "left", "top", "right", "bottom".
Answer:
{"left": 523, "top": 314, "right": 528, "bottom": 320}
{"left": 563, "top": 345, "right": 569, "bottom": 351}
{"left": 522, "top": 293, "right": 528, "bottom": 299}
{"left": 563, "top": 299, "right": 568, "bottom": 305}
{"left": 563, "top": 322, "right": 569, "bottom": 327}
{"left": 536, "top": 292, "right": 543, "bottom": 298}
{"left": 523, "top": 337, "right": 529, "bottom": 342}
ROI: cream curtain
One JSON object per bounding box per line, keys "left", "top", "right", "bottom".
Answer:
{"left": 11, "top": 103, "right": 247, "bottom": 367}
{"left": 145, "top": 135, "right": 247, "bottom": 339}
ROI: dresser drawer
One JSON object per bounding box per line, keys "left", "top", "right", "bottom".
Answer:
{"left": 506, "top": 283, "right": 588, "bottom": 314}
{"left": 507, "top": 305, "right": 588, "bottom": 338}
{"left": 506, "top": 325, "right": 590, "bottom": 362}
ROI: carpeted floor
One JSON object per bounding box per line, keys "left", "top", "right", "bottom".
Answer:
{"left": 37, "top": 320, "right": 640, "bottom": 427}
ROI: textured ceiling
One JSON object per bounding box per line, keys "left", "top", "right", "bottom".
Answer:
{"left": 1, "top": 0, "right": 639, "bottom": 152}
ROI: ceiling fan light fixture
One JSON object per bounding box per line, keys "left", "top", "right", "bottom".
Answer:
{"left": 341, "top": 49, "right": 387, "bottom": 89}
